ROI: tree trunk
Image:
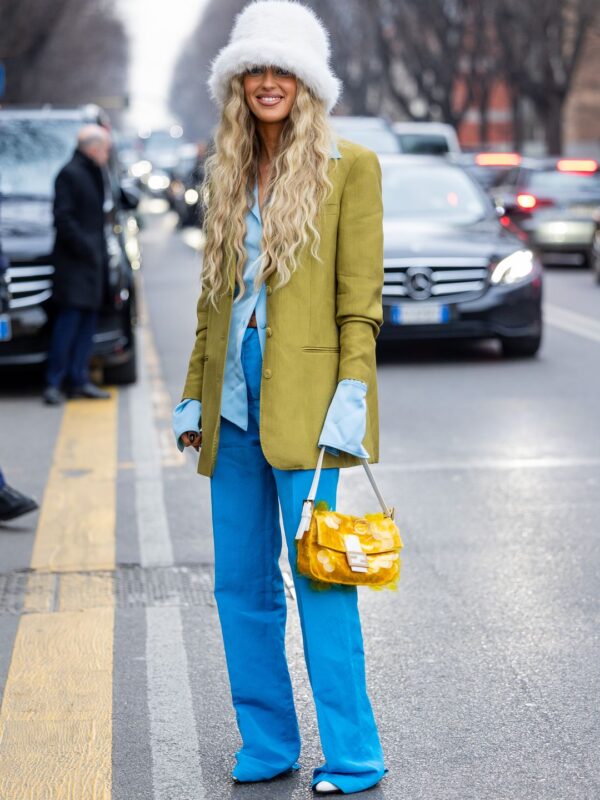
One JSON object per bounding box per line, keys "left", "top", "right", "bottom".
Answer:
{"left": 542, "top": 94, "right": 564, "bottom": 155}
{"left": 479, "top": 85, "right": 490, "bottom": 146}
{"left": 511, "top": 92, "right": 523, "bottom": 152}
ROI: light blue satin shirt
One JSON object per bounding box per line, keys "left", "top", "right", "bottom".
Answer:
{"left": 173, "top": 139, "right": 370, "bottom": 459}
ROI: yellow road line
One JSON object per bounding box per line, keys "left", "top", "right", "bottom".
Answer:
{"left": 0, "top": 607, "right": 114, "bottom": 799}
{"left": 0, "top": 392, "right": 118, "bottom": 799}
{"left": 30, "top": 390, "right": 118, "bottom": 573}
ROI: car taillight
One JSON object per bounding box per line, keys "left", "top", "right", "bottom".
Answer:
{"left": 475, "top": 152, "right": 521, "bottom": 166}
{"left": 556, "top": 159, "right": 598, "bottom": 173}
{"left": 516, "top": 193, "right": 554, "bottom": 211}
{"left": 516, "top": 193, "right": 537, "bottom": 209}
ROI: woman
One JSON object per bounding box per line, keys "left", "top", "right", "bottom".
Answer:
{"left": 172, "top": 1, "right": 385, "bottom": 794}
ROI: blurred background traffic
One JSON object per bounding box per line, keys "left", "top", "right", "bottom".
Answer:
{"left": 1, "top": 0, "right": 599, "bottom": 380}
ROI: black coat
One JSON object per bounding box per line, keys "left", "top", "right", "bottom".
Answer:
{"left": 51, "top": 149, "right": 108, "bottom": 310}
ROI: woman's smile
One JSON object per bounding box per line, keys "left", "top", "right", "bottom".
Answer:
{"left": 256, "top": 94, "right": 284, "bottom": 107}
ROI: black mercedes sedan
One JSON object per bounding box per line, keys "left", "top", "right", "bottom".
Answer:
{"left": 378, "top": 155, "right": 543, "bottom": 357}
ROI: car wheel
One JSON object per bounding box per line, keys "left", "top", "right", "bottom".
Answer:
{"left": 501, "top": 334, "right": 542, "bottom": 358}
{"left": 103, "top": 343, "right": 138, "bottom": 384}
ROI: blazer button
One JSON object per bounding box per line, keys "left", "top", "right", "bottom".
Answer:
{"left": 266, "top": 326, "right": 272, "bottom": 337}
{"left": 263, "top": 368, "right": 272, "bottom": 379}
{"left": 266, "top": 285, "right": 273, "bottom": 295}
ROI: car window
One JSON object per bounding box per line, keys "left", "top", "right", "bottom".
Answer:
{"left": 0, "top": 118, "right": 85, "bottom": 199}
{"left": 396, "top": 134, "right": 449, "bottom": 155}
{"left": 0, "top": 118, "right": 82, "bottom": 199}
{"left": 382, "top": 163, "right": 490, "bottom": 223}
{"left": 526, "top": 169, "right": 600, "bottom": 200}
{"left": 494, "top": 167, "right": 519, "bottom": 188}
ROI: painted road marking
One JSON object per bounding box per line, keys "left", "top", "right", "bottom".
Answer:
{"left": 129, "top": 309, "right": 175, "bottom": 568}
{"left": 131, "top": 280, "right": 206, "bottom": 796}
{"left": 29, "top": 390, "right": 118, "bottom": 572}
{"left": 545, "top": 303, "right": 600, "bottom": 345}
{"left": 146, "top": 607, "right": 206, "bottom": 800}
{"left": 0, "top": 393, "right": 118, "bottom": 799}
{"left": 0, "top": 607, "right": 114, "bottom": 799}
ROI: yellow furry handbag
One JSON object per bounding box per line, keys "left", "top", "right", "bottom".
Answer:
{"left": 294, "top": 448, "right": 403, "bottom": 590}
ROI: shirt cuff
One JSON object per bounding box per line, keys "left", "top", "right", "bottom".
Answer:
{"left": 172, "top": 398, "right": 202, "bottom": 452}
{"left": 318, "top": 378, "right": 370, "bottom": 459}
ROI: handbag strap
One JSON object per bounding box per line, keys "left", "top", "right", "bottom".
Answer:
{"left": 307, "top": 446, "right": 393, "bottom": 518}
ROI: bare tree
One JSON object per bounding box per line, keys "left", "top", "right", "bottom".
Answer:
{"left": 372, "top": 0, "right": 480, "bottom": 126}
{"left": 168, "top": 0, "right": 598, "bottom": 153}
{"left": 494, "top": 0, "right": 599, "bottom": 153}
{"left": 0, "top": 0, "right": 128, "bottom": 121}
{"left": 309, "top": 0, "right": 383, "bottom": 115}
{"left": 169, "top": 0, "right": 246, "bottom": 141}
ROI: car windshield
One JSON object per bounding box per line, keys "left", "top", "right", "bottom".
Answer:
{"left": 382, "top": 163, "right": 489, "bottom": 222}
{"left": 0, "top": 118, "right": 81, "bottom": 199}
{"left": 526, "top": 169, "right": 600, "bottom": 201}
{"left": 397, "top": 133, "right": 450, "bottom": 155}
{"left": 332, "top": 128, "right": 400, "bottom": 154}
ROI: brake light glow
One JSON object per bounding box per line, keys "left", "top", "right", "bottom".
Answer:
{"left": 475, "top": 153, "right": 521, "bottom": 167}
{"left": 556, "top": 159, "right": 598, "bottom": 173}
{"left": 517, "top": 193, "right": 537, "bottom": 209}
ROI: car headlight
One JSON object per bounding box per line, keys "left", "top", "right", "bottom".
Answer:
{"left": 490, "top": 249, "right": 534, "bottom": 285}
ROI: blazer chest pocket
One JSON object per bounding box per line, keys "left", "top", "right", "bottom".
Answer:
{"left": 302, "top": 345, "right": 340, "bottom": 353}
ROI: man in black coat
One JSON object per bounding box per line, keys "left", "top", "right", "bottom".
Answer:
{"left": 44, "top": 124, "right": 112, "bottom": 404}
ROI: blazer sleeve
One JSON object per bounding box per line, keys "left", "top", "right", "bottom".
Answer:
{"left": 335, "top": 149, "right": 384, "bottom": 385}
{"left": 180, "top": 287, "right": 210, "bottom": 401}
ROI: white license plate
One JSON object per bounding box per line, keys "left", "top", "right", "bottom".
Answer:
{"left": 390, "top": 304, "right": 450, "bottom": 325}
{"left": 0, "top": 314, "right": 11, "bottom": 341}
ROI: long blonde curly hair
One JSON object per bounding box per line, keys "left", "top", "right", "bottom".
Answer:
{"left": 200, "top": 74, "right": 337, "bottom": 308}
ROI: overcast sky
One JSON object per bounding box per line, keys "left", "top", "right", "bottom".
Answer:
{"left": 118, "top": 0, "right": 209, "bottom": 131}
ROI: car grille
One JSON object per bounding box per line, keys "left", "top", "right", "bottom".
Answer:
{"left": 383, "top": 257, "right": 489, "bottom": 301}
{"left": 6, "top": 263, "right": 54, "bottom": 309}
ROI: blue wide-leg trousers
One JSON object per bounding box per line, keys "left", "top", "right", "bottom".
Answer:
{"left": 209, "top": 327, "right": 386, "bottom": 794}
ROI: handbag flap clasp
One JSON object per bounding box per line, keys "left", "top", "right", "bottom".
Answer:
{"left": 344, "top": 534, "right": 368, "bottom": 573}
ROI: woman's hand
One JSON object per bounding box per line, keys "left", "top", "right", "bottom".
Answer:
{"left": 173, "top": 398, "right": 202, "bottom": 452}
{"left": 180, "top": 430, "right": 202, "bottom": 451}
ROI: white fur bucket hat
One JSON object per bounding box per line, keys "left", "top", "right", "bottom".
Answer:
{"left": 208, "top": 0, "right": 342, "bottom": 113}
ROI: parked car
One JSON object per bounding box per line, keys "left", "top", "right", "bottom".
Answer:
{"left": 330, "top": 116, "right": 401, "bottom": 155}
{"left": 378, "top": 155, "right": 543, "bottom": 357}
{"left": 491, "top": 157, "right": 600, "bottom": 269}
{"left": 0, "top": 260, "right": 10, "bottom": 342}
{"left": 451, "top": 152, "right": 522, "bottom": 192}
{"left": 166, "top": 143, "right": 206, "bottom": 227}
{"left": 393, "top": 121, "right": 461, "bottom": 155}
{"left": 136, "top": 128, "right": 185, "bottom": 200}
{"left": 0, "top": 105, "right": 140, "bottom": 383}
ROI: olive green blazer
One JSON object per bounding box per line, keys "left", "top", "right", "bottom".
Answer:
{"left": 181, "top": 138, "right": 383, "bottom": 477}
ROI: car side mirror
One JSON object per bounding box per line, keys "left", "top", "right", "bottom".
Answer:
{"left": 119, "top": 180, "right": 141, "bottom": 210}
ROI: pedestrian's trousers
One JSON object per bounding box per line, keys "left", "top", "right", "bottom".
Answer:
{"left": 209, "top": 326, "right": 386, "bottom": 794}
{"left": 46, "top": 306, "right": 98, "bottom": 389}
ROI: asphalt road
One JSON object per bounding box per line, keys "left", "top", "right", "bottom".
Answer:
{"left": 1, "top": 202, "right": 599, "bottom": 800}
